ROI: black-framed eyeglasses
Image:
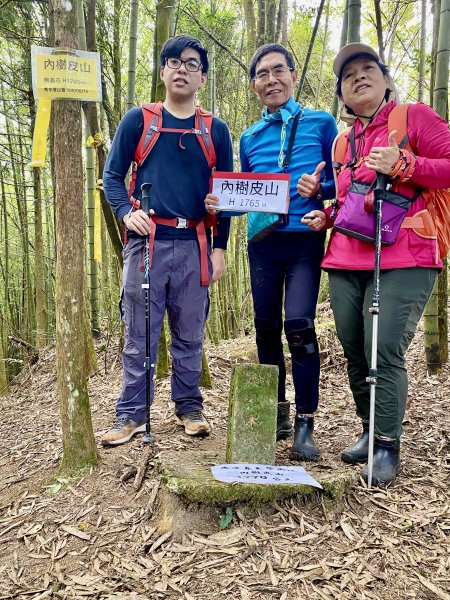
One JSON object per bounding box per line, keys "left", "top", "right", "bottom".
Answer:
{"left": 166, "top": 57, "right": 202, "bottom": 72}
{"left": 253, "top": 65, "right": 294, "bottom": 83}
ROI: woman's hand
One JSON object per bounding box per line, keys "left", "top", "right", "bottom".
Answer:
{"left": 301, "top": 210, "right": 327, "bottom": 231}
{"left": 366, "top": 130, "right": 401, "bottom": 174}
{"left": 205, "top": 193, "right": 220, "bottom": 214}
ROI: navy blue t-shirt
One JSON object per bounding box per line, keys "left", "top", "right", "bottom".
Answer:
{"left": 103, "top": 106, "right": 233, "bottom": 248}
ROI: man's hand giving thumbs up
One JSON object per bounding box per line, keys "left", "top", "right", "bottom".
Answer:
{"left": 297, "top": 161, "right": 326, "bottom": 198}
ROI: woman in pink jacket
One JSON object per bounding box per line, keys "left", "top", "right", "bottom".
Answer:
{"left": 303, "top": 43, "right": 450, "bottom": 486}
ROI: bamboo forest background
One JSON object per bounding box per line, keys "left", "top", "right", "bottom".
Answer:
{"left": 0, "top": 0, "right": 448, "bottom": 396}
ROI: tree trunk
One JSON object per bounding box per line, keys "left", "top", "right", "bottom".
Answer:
{"left": 127, "top": 0, "right": 139, "bottom": 110}
{"left": 386, "top": 2, "right": 401, "bottom": 68}
{"left": 373, "top": 0, "right": 385, "bottom": 63}
{"left": 156, "top": 318, "right": 169, "bottom": 378}
{"left": 347, "top": 0, "right": 361, "bottom": 42}
{"left": 315, "top": 0, "right": 330, "bottom": 109}
{"left": 199, "top": 348, "right": 212, "bottom": 388}
{"left": 295, "top": 0, "right": 326, "bottom": 101}
{"left": 256, "top": 0, "right": 266, "bottom": 48}
{"left": 85, "top": 0, "right": 123, "bottom": 267}
{"left": 3, "top": 87, "right": 30, "bottom": 341}
{"left": 435, "top": 0, "right": 449, "bottom": 363}
{"left": 17, "top": 135, "right": 35, "bottom": 339}
{"left": 207, "top": 34, "right": 216, "bottom": 113}
{"left": 77, "top": 0, "right": 101, "bottom": 336}
{"left": 154, "top": 0, "right": 174, "bottom": 102}
{"left": 32, "top": 165, "right": 47, "bottom": 348}
{"left": 86, "top": 141, "right": 101, "bottom": 334}
{"left": 266, "top": 0, "right": 276, "bottom": 43}
{"left": 51, "top": 0, "right": 99, "bottom": 472}
{"left": 275, "top": 0, "right": 286, "bottom": 44}
{"left": 330, "top": 0, "right": 348, "bottom": 117}
{"left": 100, "top": 210, "right": 112, "bottom": 323}
{"left": 438, "top": 265, "right": 448, "bottom": 364}
{"left": 433, "top": 0, "right": 449, "bottom": 120}
{"left": 423, "top": 0, "right": 450, "bottom": 370}
{"left": 44, "top": 185, "right": 55, "bottom": 330}
{"left": 243, "top": 0, "right": 256, "bottom": 57}
{"left": 423, "top": 282, "right": 441, "bottom": 374}
{"left": 113, "top": 0, "right": 122, "bottom": 117}
{"left": 0, "top": 310, "right": 7, "bottom": 395}
{"left": 418, "top": 0, "right": 426, "bottom": 102}
{"left": 430, "top": 0, "right": 441, "bottom": 110}
{"left": 1, "top": 169, "right": 11, "bottom": 328}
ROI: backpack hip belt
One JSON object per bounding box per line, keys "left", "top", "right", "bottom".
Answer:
{"left": 148, "top": 215, "right": 210, "bottom": 286}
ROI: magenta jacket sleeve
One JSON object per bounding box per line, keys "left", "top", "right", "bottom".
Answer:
{"left": 407, "top": 103, "right": 450, "bottom": 189}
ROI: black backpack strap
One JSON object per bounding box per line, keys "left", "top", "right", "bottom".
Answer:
{"left": 282, "top": 112, "right": 301, "bottom": 172}
{"left": 349, "top": 127, "right": 357, "bottom": 162}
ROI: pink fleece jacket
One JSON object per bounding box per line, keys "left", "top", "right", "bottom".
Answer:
{"left": 322, "top": 102, "right": 450, "bottom": 271}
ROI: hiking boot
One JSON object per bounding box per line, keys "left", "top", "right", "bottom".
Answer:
{"left": 101, "top": 417, "right": 146, "bottom": 447}
{"left": 177, "top": 410, "right": 211, "bottom": 437}
{"left": 290, "top": 415, "right": 320, "bottom": 462}
{"left": 276, "top": 401, "right": 293, "bottom": 440}
{"left": 341, "top": 420, "right": 370, "bottom": 464}
{"left": 361, "top": 437, "right": 401, "bottom": 487}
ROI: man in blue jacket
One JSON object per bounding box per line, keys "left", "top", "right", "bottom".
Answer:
{"left": 239, "top": 44, "right": 337, "bottom": 461}
{"left": 102, "top": 35, "right": 233, "bottom": 445}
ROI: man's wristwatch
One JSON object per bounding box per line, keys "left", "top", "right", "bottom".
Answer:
{"left": 314, "top": 184, "right": 325, "bottom": 203}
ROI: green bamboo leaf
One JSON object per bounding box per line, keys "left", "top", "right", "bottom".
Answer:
{"left": 47, "top": 483, "right": 62, "bottom": 494}
{"left": 219, "top": 506, "right": 233, "bottom": 530}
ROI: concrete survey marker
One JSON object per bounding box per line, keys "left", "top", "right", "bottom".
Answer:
{"left": 155, "top": 364, "right": 355, "bottom": 505}
{"left": 226, "top": 364, "right": 278, "bottom": 465}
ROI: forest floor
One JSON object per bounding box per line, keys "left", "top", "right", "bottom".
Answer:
{"left": 0, "top": 302, "right": 449, "bottom": 600}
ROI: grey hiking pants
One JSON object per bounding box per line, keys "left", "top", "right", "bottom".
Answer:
{"left": 116, "top": 236, "right": 210, "bottom": 420}
{"left": 328, "top": 267, "right": 437, "bottom": 438}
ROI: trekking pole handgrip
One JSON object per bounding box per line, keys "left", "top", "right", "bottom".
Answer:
{"left": 141, "top": 182, "right": 152, "bottom": 214}
{"left": 374, "top": 173, "right": 387, "bottom": 194}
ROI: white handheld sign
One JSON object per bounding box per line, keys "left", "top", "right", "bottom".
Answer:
{"left": 212, "top": 172, "right": 290, "bottom": 214}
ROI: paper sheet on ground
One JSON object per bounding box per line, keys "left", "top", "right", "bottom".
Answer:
{"left": 211, "top": 464, "right": 322, "bottom": 488}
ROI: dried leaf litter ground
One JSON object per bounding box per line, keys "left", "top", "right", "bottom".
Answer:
{"left": 0, "top": 302, "right": 449, "bottom": 600}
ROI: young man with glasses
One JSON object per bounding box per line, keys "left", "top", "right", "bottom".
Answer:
{"left": 237, "top": 44, "right": 337, "bottom": 461}
{"left": 102, "top": 35, "right": 233, "bottom": 445}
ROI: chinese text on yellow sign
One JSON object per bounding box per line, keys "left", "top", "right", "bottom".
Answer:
{"left": 31, "top": 45, "right": 102, "bottom": 102}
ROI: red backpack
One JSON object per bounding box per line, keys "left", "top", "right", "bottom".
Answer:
{"left": 128, "top": 101, "right": 217, "bottom": 199}
{"left": 332, "top": 104, "right": 450, "bottom": 260}
{"left": 126, "top": 102, "right": 218, "bottom": 286}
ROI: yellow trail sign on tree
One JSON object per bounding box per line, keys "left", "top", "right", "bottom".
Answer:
{"left": 30, "top": 45, "right": 102, "bottom": 168}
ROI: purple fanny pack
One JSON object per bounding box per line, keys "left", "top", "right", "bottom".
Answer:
{"left": 333, "top": 180, "right": 413, "bottom": 245}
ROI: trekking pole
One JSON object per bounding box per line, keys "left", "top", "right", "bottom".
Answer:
{"left": 366, "top": 173, "right": 387, "bottom": 488}
{"left": 140, "top": 182, "right": 155, "bottom": 446}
